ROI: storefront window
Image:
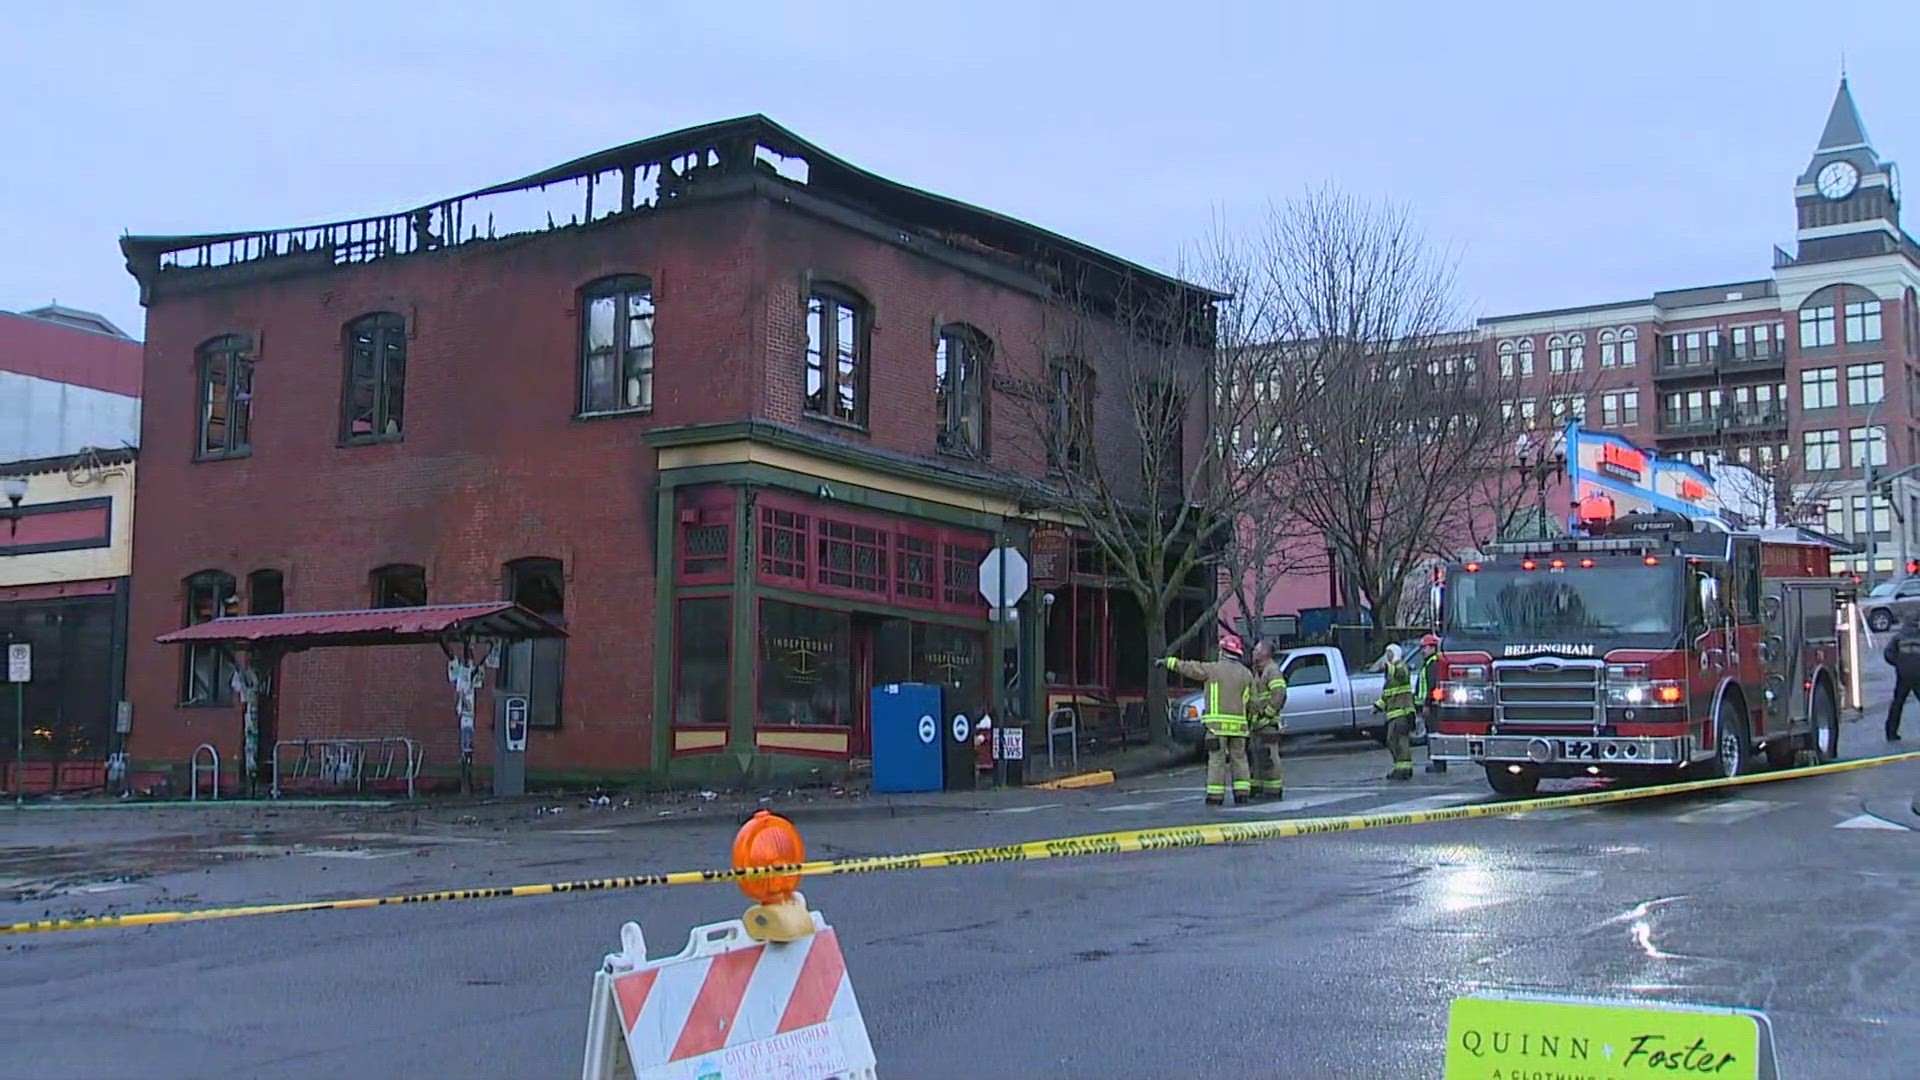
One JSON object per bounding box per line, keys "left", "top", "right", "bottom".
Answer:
{"left": 912, "top": 623, "right": 987, "bottom": 719}
{"left": 674, "top": 598, "right": 730, "bottom": 725}
{"left": 758, "top": 601, "right": 852, "bottom": 726}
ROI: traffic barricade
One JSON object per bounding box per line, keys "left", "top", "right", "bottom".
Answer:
{"left": 581, "top": 811, "right": 878, "bottom": 1079}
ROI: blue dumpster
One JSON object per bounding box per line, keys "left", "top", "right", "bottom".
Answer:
{"left": 870, "top": 683, "right": 943, "bottom": 793}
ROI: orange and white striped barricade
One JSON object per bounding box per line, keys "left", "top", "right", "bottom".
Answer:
{"left": 581, "top": 902, "right": 877, "bottom": 1080}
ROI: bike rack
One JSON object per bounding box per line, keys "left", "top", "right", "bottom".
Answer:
{"left": 270, "top": 737, "right": 421, "bottom": 799}
{"left": 1046, "top": 706, "right": 1079, "bottom": 772}
{"left": 190, "top": 743, "right": 220, "bottom": 801}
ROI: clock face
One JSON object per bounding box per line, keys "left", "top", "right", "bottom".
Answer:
{"left": 1817, "top": 160, "right": 1860, "bottom": 201}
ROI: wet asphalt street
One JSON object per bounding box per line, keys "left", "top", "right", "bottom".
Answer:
{"left": 5, "top": 686, "right": 1920, "bottom": 1078}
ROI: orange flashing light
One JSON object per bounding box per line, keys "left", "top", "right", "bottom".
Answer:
{"left": 733, "top": 810, "right": 805, "bottom": 904}
{"left": 1520, "top": 559, "right": 1537, "bottom": 571}
{"left": 1578, "top": 558, "right": 1595, "bottom": 569}
{"left": 1549, "top": 558, "right": 1566, "bottom": 570}
{"left": 1465, "top": 562, "right": 1481, "bottom": 573}
{"left": 1643, "top": 556, "right": 1660, "bottom": 566}
{"left": 1655, "top": 686, "right": 1683, "bottom": 704}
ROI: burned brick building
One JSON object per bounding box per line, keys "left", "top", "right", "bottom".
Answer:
{"left": 120, "top": 116, "right": 1217, "bottom": 784}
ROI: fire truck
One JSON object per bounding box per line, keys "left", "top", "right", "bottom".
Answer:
{"left": 1427, "top": 510, "right": 1861, "bottom": 797}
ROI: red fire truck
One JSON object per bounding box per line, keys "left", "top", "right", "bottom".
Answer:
{"left": 1428, "top": 510, "right": 1860, "bottom": 797}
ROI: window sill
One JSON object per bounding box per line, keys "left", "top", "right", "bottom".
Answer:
{"left": 340, "top": 434, "right": 404, "bottom": 448}
{"left": 576, "top": 407, "right": 653, "bottom": 422}
{"left": 194, "top": 449, "right": 252, "bottom": 463}
{"left": 178, "top": 700, "right": 233, "bottom": 710}
{"left": 937, "top": 443, "right": 987, "bottom": 463}
{"left": 801, "top": 412, "right": 869, "bottom": 435}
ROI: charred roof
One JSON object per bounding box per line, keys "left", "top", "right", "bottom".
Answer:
{"left": 122, "top": 114, "right": 1221, "bottom": 315}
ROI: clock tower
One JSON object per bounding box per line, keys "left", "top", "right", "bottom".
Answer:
{"left": 1794, "top": 77, "right": 1903, "bottom": 263}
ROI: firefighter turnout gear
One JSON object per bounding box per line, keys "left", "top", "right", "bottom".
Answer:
{"left": 1247, "top": 658, "right": 1288, "bottom": 799}
{"left": 1417, "top": 642, "right": 1446, "bottom": 774}
{"left": 1374, "top": 645, "right": 1417, "bottom": 780}
{"left": 1166, "top": 656, "right": 1255, "bottom": 804}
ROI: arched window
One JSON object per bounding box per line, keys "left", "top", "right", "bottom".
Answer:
{"left": 180, "top": 570, "right": 238, "bottom": 705}
{"left": 1567, "top": 332, "right": 1585, "bottom": 371}
{"left": 370, "top": 564, "right": 428, "bottom": 608}
{"left": 804, "top": 285, "right": 869, "bottom": 425}
{"left": 1800, "top": 284, "right": 1880, "bottom": 351}
{"left": 1599, "top": 329, "right": 1617, "bottom": 368}
{"left": 1517, "top": 338, "right": 1536, "bottom": 377}
{"left": 1497, "top": 340, "right": 1516, "bottom": 378}
{"left": 1547, "top": 335, "right": 1567, "bottom": 373}
{"left": 935, "top": 324, "right": 991, "bottom": 456}
{"left": 578, "top": 275, "right": 655, "bottom": 415}
{"left": 341, "top": 312, "right": 408, "bottom": 443}
{"left": 196, "top": 335, "right": 254, "bottom": 459}
{"left": 1619, "top": 326, "right": 1638, "bottom": 367}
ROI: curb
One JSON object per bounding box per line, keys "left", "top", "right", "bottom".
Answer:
{"left": 1036, "top": 770, "right": 1116, "bottom": 790}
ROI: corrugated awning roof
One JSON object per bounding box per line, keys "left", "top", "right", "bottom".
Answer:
{"left": 155, "top": 602, "right": 566, "bottom": 649}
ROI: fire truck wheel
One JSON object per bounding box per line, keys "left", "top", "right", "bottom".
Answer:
{"left": 1810, "top": 683, "right": 1841, "bottom": 763}
{"left": 1484, "top": 765, "right": 1539, "bottom": 798}
{"left": 1868, "top": 607, "right": 1895, "bottom": 633}
{"left": 1708, "top": 705, "right": 1751, "bottom": 780}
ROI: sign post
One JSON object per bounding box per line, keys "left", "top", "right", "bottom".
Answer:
{"left": 7, "top": 642, "right": 30, "bottom": 806}
{"left": 979, "top": 543, "right": 1030, "bottom": 788}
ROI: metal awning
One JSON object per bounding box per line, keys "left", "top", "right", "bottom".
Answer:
{"left": 155, "top": 602, "right": 566, "bottom": 649}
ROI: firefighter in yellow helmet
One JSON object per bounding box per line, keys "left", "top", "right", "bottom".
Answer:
{"left": 1372, "top": 642, "right": 1417, "bottom": 780}
{"left": 1245, "top": 639, "right": 1287, "bottom": 800}
{"left": 1165, "top": 634, "right": 1256, "bottom": 805}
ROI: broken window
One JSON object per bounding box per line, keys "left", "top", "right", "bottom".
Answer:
{"left": 579, "top": 276, "right": 655, "bottom": 414}
{"left": 1046, "top": 358, "right": 1093, "bottom": 472}
{"left": 180, "top": 570, "right": 237, "bottom": 706}
{"left": 805, "top": 288, "right": 868, "bottom": 425}
{"left": 341, "top": 313, "right": 408, "bottom": 442}
{"left": 370, "top": 564, "right": 428, "bottom": 608}
{"left": 247, "top": 569, "right": 285, "bottom": 615}
{"left": 935, "top": 325, "right": 990, "bottom": 456}
{"left": 196, "top": 335, "right": 254, "bottom": 459}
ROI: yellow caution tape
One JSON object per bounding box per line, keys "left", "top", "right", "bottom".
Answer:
{"left": 6, "top": 750, "right": 1917, "bottom": 937}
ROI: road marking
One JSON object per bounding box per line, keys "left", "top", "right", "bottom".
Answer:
{"left": 1223, "top": 790, "right": 1375, "bottom": 814}
{"left": 321, "top": 832, "right": 494, "bottom": 845}
{"left": 981, "top": 803, "right": 1063, "bottom": 815}
{"left": 1673, "top": 798, "right": 1778, "bottom": 825}
{"left": 1502, "top": 806, "right": 1597, "bottom": 822}
{"left": 1836, "top": 813, "right": 1912, "bottom": 831}
{"left": 1095, "top": 801, "right": 1179, "bottom": 813}
{"left": 1366, "top": 793, "right": 1480, "bottom": 816}
{"left": 295, "top": 848, "right": 409, "bottom": 860}
{"left": 555, "top": 828, "right": 616, "bottom": 836}
{"left": 67, "top": 882, "right": 140, "bottom": 895}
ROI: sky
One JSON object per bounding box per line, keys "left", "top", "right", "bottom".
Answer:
{"left": 4, "top": 1, "right": 1917, "bottom": 341}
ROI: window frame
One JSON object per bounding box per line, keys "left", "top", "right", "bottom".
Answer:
{"left": 340, "top": 312, "right": 409, "bottom": 445}
{"left": 1046, "top": 357, "right": 1094, "bottom": 473}
{"left": 934, "top": 324, "right": 991, "bottom": 458}
{"left": 1619, "top": 327, "right": 1638, "bottom": 367}
{"left": 1802, "top": 428, "right": 1842, "bottom": 471}
{"left": 370, "top": 563, "right": 429, "bottom": 608}
{"left": 179, "top": 570, "right": 237, "bottom": 707}
{"left": 195, "top": 335, "right": 255, "bottom": 460}
{"left": 803, "top": 286, "right": 870, "bottom": 428}
{"left": 1800, "top": 304, "right": 1837, "bottom": 350}
{"left": 1801, "top": 367, "right": 1839, "bottom": 411}
{"left": 1845, "top": 298, "right": 1884, "bottom": 344}
{"left": 577, "top": 275, "right": 656, "bottom": 417}
{"left": 1847, "top": 361, "right": 1886, "bottom": 407}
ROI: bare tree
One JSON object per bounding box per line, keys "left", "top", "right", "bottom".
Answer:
{"left": 997, "top": 255, "right": 1311, "bottom": 742}
{"left": 1257, "top": 191, "right": 1599, "bottom": 631}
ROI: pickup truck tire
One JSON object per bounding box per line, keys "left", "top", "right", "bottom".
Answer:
{"left": 1868, "top": 607, "right": 1894, "bottom": 632}
{"left": 1484, "top": 765, "right": 1539, "bottom": 798}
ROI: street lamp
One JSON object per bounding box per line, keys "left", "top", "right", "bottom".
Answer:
{"left": 1, "top": 475, "right": 27, "bottom": 538}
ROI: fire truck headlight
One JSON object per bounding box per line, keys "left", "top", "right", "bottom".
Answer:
{"left": 1444, "top": 683, "right": 1490, "bottom": 706}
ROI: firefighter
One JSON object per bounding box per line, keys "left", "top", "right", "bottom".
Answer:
{"left": 1246, "top": 639, "right": 1288, "bottom": 801}
{"left": 1372, "top": 643, "right": 1417, "bottom": 781}
{"left": 1882, "top": 613, "right": 1920, "bottom": 741}
{"left": 1415, "top": 634, "right": 1447, "bottom": 774}
{"left": 1165, "top": 635, "right": 1257, "bottom": 806}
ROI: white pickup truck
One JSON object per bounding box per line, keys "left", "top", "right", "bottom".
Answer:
{"left": 1168, "top": 643, "right": 1416, "bottom": 753}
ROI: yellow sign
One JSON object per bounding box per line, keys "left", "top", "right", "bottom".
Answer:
{"left": 1446, "top": 994, "right": 1772, "bottom": 1079}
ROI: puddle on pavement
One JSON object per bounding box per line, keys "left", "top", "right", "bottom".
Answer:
{"left": 0, "top": 826, "right": 442, "bottom": 901}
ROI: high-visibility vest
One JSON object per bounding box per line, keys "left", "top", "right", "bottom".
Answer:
{"left": 1165, "top": 657, "right": 1255, "bottom": 737}
{"left": 1379, "top": 661, "right": 1416, "bottom": 721}
{"left": 1248, "top": 660, "right": 1287, "bottom": 731}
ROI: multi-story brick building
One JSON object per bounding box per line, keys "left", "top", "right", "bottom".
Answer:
{"left": 118, "top": 116, "right": 1217, "bottom": 784}
{"left": 1481, "top": 77, "right": 1918, "bottom": 577}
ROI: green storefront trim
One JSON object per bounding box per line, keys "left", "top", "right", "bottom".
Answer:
{"left": 649, "top": 427, "right": 1046, "bottom": 781}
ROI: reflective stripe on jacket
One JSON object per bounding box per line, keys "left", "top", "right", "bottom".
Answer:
{"left": 1166, "top": 657, "right": 1254, "bottom": 737}
{"left": 1248, "top": 660, "right": 1287, "bottom": 731}
{"left": 1377, "top": 660, "right": 1416, "bottom": 720}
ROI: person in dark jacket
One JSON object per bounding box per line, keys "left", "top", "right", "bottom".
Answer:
{"left": 1881, "top": 614, "right": 1920, "bottom": 741}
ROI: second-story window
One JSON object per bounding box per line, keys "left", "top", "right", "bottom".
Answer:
{"left": 579, "top": 275, "right": 655, "bottom": 415}
{"left": 1547, "top": 336, "right": 1566, "bottom": 373}
{"left": 1801, "top": 367, "right": 1838, "bottom": 411}
{"left": 1845, "top": 298, "right": 1883, "bottom": 344}
{"left": 1567, "top": 333, "right": 1585, "bottom": 370}
{"left": 1599, "top": 330, "right": 1617, "bottom": 367}
{"left": 342, "top": 313, "right": 408, "bottom": 443}
{"left": 196, "top": 335, "right": 255, "bottom": 459}
{"left": 1848, "top": 362, "right": 1885, "bottom": 406}
{"left": 1619, "top": 327, "right": 1638, "bottom": 366}
{"left": 935, "top": 325, "right": 989, "bottom": 456}
{"left": 805, "top": 288, "right": 868, "bottom": 426}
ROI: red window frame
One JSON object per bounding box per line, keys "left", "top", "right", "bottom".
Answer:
{"left": 756, "top": 491, "right": 989, "bottom": 616}
{"left": 676, "top": 488, "right": 734, "bottom": 585}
